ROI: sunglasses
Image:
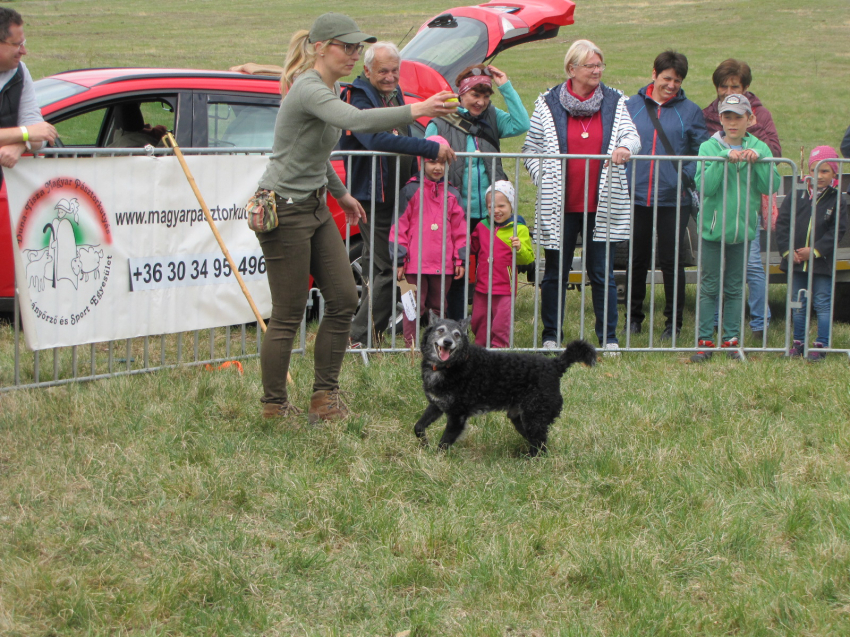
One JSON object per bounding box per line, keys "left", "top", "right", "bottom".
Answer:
{"left": 328, "top": 41, "right": 364, "bottom": 57}
{"left": 470, "top": 66, "right": 493, "bottom": 77}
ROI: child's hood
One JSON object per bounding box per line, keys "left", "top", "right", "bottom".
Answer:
{"left": 403, "top": 173, "right": 462, "bottom": 203}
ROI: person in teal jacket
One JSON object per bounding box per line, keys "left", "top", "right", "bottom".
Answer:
{"left": 470, "top": 181, "right": 534, "bottom": 348}
{"left": 425, "top": 64, "right": 530, "bottom": 319}
{"left": 691, "top": 94, "right": 780, "bottom": 362}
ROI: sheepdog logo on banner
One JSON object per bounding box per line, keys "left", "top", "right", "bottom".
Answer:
{"left": 15, "top": 177, "right": 113, "bottom": 328}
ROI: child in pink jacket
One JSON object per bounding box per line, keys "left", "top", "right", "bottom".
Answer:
{"left": 390, "top": 136, "right": 467, "bottom": 347}
{"left": 470, "top": 181, "right": 535, "bottom": 347}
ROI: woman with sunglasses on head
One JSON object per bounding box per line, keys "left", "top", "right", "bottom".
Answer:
{"left": 522, "top": 39, "right": 640, "bottom": 355}
{"left": 255, "top": 13, "right": 457, "bottom": 424}
{"left": 425, "top": 64, "right": 530, "bottom": 318}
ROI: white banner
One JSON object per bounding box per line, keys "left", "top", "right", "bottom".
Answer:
{"left": 6, "top": 154, "right": 274, "bottom": 350}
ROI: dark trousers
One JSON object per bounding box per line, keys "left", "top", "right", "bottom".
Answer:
{"left": 257, "top": 192, "right": 358, "bottom": 404}
{"left": 350, "top": 199, "right": 396, "bottom": 345}
{"left": 541, "top": 212, "right": 619, "bottom": 346}
{"left": 628, "top": 204, "right": 689, "bottom": 329}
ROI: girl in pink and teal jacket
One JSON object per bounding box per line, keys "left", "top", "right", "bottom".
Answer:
{"left": 470, "top": 181, "right": 534, "bottom": 347}
{"left": 390, "top": 138, "right": 467, "bottom": 346}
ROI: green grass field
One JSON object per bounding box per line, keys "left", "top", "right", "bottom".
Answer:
{"left": 3, "top": 1, "right": 850, "bottom": 635}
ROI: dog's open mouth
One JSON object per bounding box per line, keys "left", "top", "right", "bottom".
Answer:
{"left": 435, "top": 342, "right": 453, "bottom": 362}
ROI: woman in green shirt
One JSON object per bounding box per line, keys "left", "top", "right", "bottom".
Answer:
{"left": 256, "top": 13, "right": 456, "bottom": 423}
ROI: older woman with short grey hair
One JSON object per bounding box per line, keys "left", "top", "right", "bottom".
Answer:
{"left": 523, "top": 39, "right": 640, "bottom": 353}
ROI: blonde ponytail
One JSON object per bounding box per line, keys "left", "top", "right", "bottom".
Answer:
{"left": 281, "top": 30, "right": 323, "bottom": 93}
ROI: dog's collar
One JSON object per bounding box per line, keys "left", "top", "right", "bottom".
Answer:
{"left": 431, "top": 352, "right": 468, "bottom": 371}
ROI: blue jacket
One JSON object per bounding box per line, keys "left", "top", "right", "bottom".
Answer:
{"left": 626, "top": 85, "right": 708, "bottom": 207}
{"left": 337, "top": 75, "right": 440, "bottom": 203}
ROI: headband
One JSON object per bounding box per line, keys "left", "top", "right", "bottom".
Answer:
{"left": 458, "top": 74, "right": 492, "bottom": 96}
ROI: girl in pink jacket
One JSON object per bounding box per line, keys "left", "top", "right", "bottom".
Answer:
{"left": 470, "top": 181, "right": 535, "bottom": 347}
{"left": 390, "top": 136, "right": 467, "bottom": 346}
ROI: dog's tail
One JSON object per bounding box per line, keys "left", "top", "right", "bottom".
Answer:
{"left": 554, "top": 339, "right": 597, "bottom": 375}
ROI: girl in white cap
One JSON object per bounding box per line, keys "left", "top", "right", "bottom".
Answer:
{"left": 470, "top": 180, "right": 534, "bottom": 347}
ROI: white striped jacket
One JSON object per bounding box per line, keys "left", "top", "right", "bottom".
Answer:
{"left": 522, "top": 83, "right": 641, "bottom": 249}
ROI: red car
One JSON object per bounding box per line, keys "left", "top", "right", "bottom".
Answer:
{"left": 0, "top": 0, "right": 575, "bottom": 313}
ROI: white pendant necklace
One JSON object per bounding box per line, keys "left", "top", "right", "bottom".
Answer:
{"left": 579, "top": 112, "right": 595, "bottom": 139}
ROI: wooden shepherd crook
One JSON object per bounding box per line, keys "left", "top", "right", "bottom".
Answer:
{"left": 163, "top": 132, "right": 267, "bottom": 331}
{"left": 163, "top": 133, "right": 292, "bottom": 383}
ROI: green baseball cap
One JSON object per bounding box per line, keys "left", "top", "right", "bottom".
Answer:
{"left": 308, "top": 13, "right": 376, "bottom": 44}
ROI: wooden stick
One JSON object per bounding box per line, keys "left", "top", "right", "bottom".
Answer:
{"left": 163, "top": 133, "right": 267, "bottom": 332}
{"left": 163, "top": 134, "right": 292, "bottom": 384}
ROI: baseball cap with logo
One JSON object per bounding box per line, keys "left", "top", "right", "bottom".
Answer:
{"left": 718, "top": 93, "right": 753, "bottom": 116}
{"left": 308, "top": 13, "right": 377, "bottom": 44}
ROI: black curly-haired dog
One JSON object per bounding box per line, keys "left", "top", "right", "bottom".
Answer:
{"left": 414, "top": 312, "right": 597, "bottom": 456}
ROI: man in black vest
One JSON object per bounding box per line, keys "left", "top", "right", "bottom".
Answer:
{"left": 340, "top": 41, "right": 455, "bottom": 348}
{"left": 0, "top": 7, "right": 57, "bottom": 172}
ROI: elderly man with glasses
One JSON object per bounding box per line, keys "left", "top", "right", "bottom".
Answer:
{"left": 0, "top": 7, "right": 57, "bottom": 172}
{"left": 339, "top": 41, "right": 456, "bottom": 348}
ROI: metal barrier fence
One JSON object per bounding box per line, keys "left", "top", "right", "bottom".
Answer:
{"left": 335, "top": 149, "right": 850, "bottom": 363}
{"left": 3, "top": 149, "right": 848, "bottom": 392}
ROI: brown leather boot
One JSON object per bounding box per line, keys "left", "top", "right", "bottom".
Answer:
{"left": 262, "top": 401, "right": 304, "bottom": 419}
{"left": 308, "top": 389, "right": 350, "bottom": 424}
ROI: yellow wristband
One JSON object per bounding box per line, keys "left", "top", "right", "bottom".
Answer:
{"left": 20, "top": 126, "right": 28, "bottom": 142}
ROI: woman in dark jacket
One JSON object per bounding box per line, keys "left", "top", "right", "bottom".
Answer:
{"left": 626, "top": 50, "right": 708, "bottom": 341}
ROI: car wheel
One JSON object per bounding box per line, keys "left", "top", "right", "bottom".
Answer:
{"left": 348, "top": 238, "right": 363, "bottom": 273}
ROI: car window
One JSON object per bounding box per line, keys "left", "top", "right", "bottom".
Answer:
{"left": 34, "top": 78, "right": 89, "bottom": 109}
{"left": 402, "top": 17, "right": 489, "bottom": 89}
{"left": 51, "top": 98, "right": 177, "bottom": 148}
{"left": 139, "top": 101, "right": 175, "bottom": 130}
{"left": 207, "top": 101, "right": 278, "bottom": 149}
{"left": 54, "top": 107, "right": 108, "bottom": 146}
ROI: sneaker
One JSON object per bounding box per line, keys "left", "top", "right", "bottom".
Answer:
{"left": 751, "top": 329, "right": 764, "bottom": 342}
{"left": 348, "top": 339, "right": 364, "bottom": 349}
{"left": 542, "top": 340, "right": 559, "bottom": 351}
{"left": 262, "top": 401, "right": 304, "bottom": 419}
{"left": 628, "top": 322, "right": 642, "bottom": 335}
{"left": 807, "top": 342, "right": 826, "bottom": 362}
{"left": 660, "top": 325, "right": 681, "bottom": 341}
{"left": 602, "top": 342, "right": 621, "bottom": 357}
{"left": 786, "top": 340, "right": 804, "bottom": 358}
{"left": 690, "top": 339, "right": 715, "bottom": 363}
{"left": 722, "top": 337, "right": 742, "bottom": 361}
{"left": 308, "top": 389, "right": 351, "bottom": 424}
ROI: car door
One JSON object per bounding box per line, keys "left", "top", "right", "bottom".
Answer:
{"left": 191, "top": 92, "right": 280, "bottom": 149}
